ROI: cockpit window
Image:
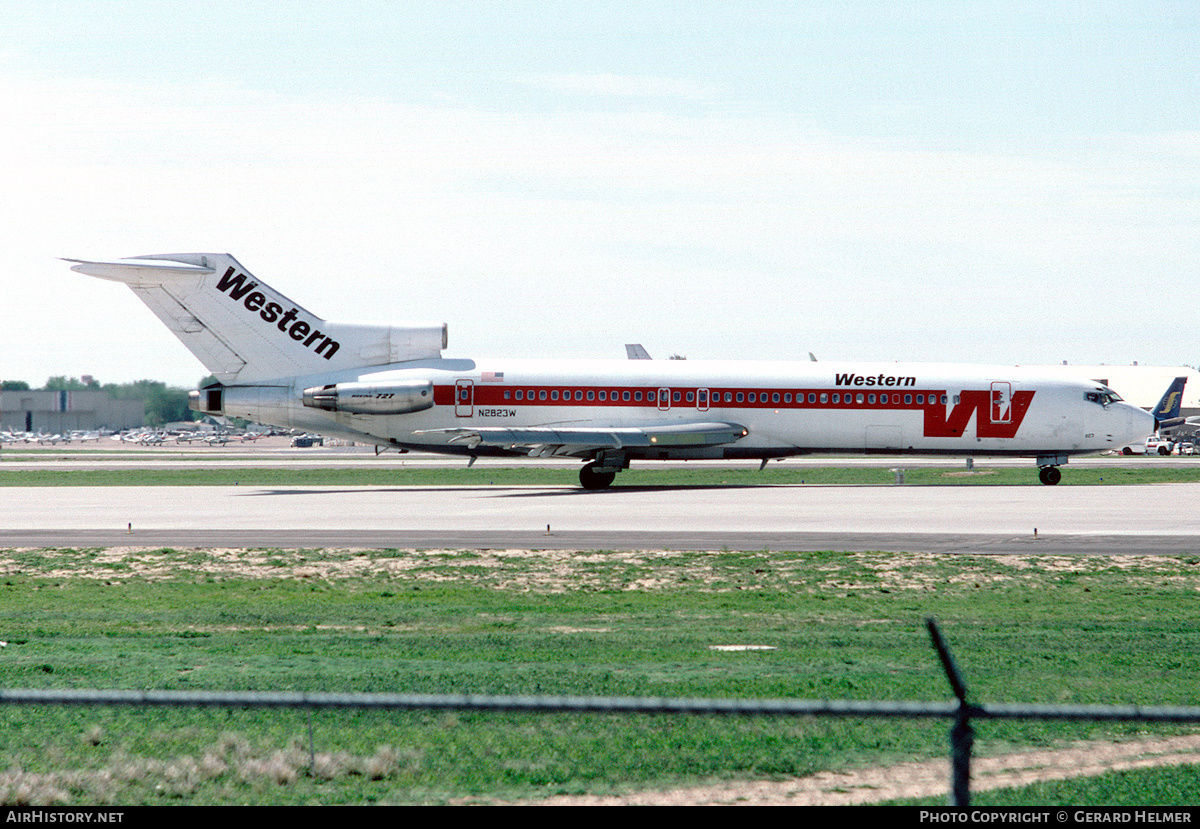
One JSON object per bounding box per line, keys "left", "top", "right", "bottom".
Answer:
{"left": 1086, "top": 390, "right": 1122, "bottom": 405}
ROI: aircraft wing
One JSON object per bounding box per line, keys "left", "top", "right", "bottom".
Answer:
{"left": 418, "top": 421, "right": 747, "bottom": 455}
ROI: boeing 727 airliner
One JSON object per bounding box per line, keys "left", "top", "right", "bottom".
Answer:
{"left": 66, "top": 254, "right": 1155, "bottom": 488}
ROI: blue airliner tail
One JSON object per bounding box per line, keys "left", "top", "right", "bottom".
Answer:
{"left": 1152, "top": 376, "right": 1187, "bottom": 422}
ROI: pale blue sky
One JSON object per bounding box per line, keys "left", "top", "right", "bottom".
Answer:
{"left": 2, "top": 1, "right": 1198, "bottom": 386}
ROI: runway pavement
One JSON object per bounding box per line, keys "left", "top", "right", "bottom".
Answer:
{"left": 4, "top": 443, "right": 1199, "bottom": 471}
{"left": 3, "top": 481, "right": 1199, "bottom": 553}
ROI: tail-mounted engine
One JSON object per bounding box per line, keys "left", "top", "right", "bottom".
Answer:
{"left": 188, "top": 386, "right": 224, "bottom": 414}
{"left": 302, "top": 380, "right": 434, "bottom": 415}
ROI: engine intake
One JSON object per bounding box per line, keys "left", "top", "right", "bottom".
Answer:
{"left": 302, "top": 380, "right": 434, "bottom": 415}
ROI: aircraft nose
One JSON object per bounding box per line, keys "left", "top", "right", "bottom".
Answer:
{"left": 1127, "top": 403, "right": 1158, "bottom": 441}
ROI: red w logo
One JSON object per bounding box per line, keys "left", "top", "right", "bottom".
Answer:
{"left": 923, "top": 388, "right": 1034, "bottom": 439}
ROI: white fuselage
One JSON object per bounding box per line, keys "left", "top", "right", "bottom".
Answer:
{"left": 221, "top": 357, "right": 1155, "bottom": 461}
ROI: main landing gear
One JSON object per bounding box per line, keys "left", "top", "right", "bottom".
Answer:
{"left": 579, "top": 462, "right": 617, "bottom": 490}
{"left": 579, "top": 452, "right": 626, "bottom": 490}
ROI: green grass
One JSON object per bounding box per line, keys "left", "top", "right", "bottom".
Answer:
{"left": 894, "top": 765, "right": 1200, "bottom": 807}
{"left": 2, "top": 548, "right": 1200, "bottom": 804}
{"left": 974, "top": 765, "right": 1200, "bottom": 806}
{"left": 0, "top": 464, "right": 1199, "bottom": 487}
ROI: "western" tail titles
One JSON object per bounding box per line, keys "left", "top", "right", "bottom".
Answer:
{"left": 216, "top": 268, "right": 340, "bottom": 359}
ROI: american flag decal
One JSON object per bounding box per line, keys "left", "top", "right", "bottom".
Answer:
{"left": 481, "top": 371, "right": 504, "bottom": 383}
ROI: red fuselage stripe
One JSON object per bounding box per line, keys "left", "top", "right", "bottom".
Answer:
{"left": 434, "top": 384, "right": 949, "bottom": 409}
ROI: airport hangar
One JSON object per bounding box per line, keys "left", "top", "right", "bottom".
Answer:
{"left": 0, "top": 389, "right": 144, "bottom": 434}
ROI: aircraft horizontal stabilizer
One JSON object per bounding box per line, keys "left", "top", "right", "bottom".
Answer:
{"left": 64, "top": 257, "right": 216, "bottom": 282}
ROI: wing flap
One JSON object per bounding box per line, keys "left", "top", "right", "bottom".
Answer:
{"left": 418, "top": 421, "right": 748, "bottom": 452}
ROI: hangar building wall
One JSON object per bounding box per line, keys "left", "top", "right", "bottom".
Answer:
{"left": 0, "top": 390, "right": 145, "bottom": 433}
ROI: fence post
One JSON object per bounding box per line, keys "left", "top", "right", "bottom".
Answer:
{"left": 927, "top": 618, "right": 973, "bottom": 806}
{"left": 950, "top": 704, "right": 974, "bottom": 806}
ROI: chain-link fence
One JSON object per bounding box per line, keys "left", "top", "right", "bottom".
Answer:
{"left": 3, "top": 620, "right": 1199, "bottom": 806}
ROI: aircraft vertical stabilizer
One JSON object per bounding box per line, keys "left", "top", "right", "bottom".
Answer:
{"left": 66, "top": 254, "right": 446, "bottom": 383}
{"left": 1149, "top": 376, "right": 1188, "bottom": 428}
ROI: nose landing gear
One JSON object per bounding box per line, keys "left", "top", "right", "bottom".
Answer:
{"left": 1036, "top": 453, "right": 1068, "bottom": 486}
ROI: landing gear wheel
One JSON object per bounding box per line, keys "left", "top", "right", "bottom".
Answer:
{"left": 579, "top": 462, "right": 617, "bottom": 491}
{"left": 1038, "top": 466, "right": 1061, "bottom": 486}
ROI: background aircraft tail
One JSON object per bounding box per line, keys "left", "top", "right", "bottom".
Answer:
{"left": 66, "top": 254, "right": 446, "bottom": 384}
{"left": 1152, "top": 376, "right": 1187, "bottom": 419}
{"left": 1146, "top": 376, "right": 1188, "bottom": 429}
